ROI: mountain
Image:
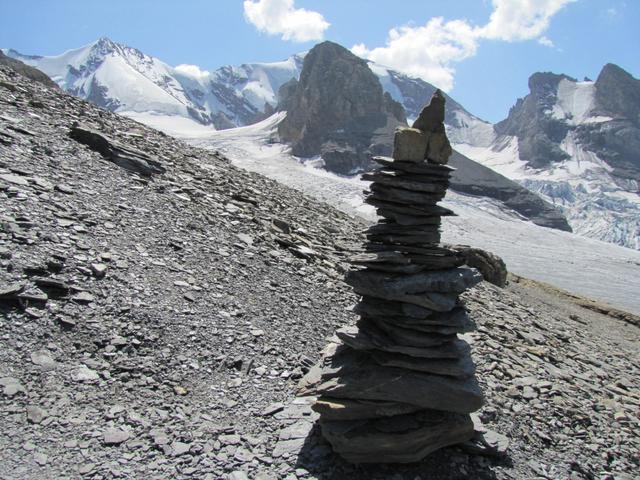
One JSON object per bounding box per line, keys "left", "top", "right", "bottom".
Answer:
{"left": 276, "top": 42, "right": 569, "bottom": 231}
{"left": 3, "top": 37, "right": 304, "bottom": 130}
{"left": 2, "top": 57, "right": 640, "bottom": 480}
{"left": 0, "top": 50, "right": 57, "bottom": 89}
{"left": 3, "top": 38, "right": 568, "bottom": 232}
{"left": 455, "top": 65, "right": 640, "bottom": 249}
{"left": 3, "top": 37, "right": 491, "bottom": 144}
{"left": 277, "top": 41, "right": 407, "bottom": 175}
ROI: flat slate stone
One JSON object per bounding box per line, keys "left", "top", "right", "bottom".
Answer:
{"left": 362, "top": 171, "right": 449, "bottom": 194}
{"left": 366, "top": 189, "right": 443, "bottom": 208}
{"left": 357, "top": 319, "right": 456, "bottom": 348}
{"left": 307, "top": 345, "right": 483, "bottom": 413}
{"left": 356, "top": 318, "right": 458, "bottom": 348}
{"left": 366, "top": 232, "right": 441, "bottom": 246}
{"left": 370, "top": 180, "right": 447, "bottom": 197}
{"left": 372, "top": 156, "right": 455, "bottom": 176}
{"left": 320, "top": 410, "right": 474, "bottom": 464}
{"left": 0, "top": 282, "right": 25, "bottom": 298}
{"left": 355, "top": 296, "right": 467, "bottom": 323}
{"left": 336, "top": 325, "right": 470, "bottom": 359}
{"left": 350, "top": 263, "right": 427, "bottom": 274}
{"left": 350, "top": 251, "right": 412, "bottom": 265}
{"left": 313, "top": 397, "right": 422, "bottom": 421}
{"left": 346, "top": 267, "right": 482, "bottom": 295}
{"left": 375, "top": 209, "right": 450, "bottom": 226}
{"left": 370, "top": 349, "right": 476, "bottom": 378}
{"left": 365, "top": 222, "right": 441, "bottom": 236}
{"left": 0, "top": 173, "right": 30, "bottom": 186}
{"left": 368, "top": 198, "right": 455, "bottom": 218}
{"left": 368, "top": 315, "right": 465, "bottom": 336}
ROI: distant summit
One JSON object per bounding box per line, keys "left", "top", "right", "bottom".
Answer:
{"left": 455, "top": 63, "right": 640, "bottom": 249}
{"left": 277, "top": 41, "right": 406, "bottom": 175}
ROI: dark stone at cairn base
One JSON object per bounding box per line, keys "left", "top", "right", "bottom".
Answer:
{"left": 320, "top": 409, "right": 474, "bottom": 464}
{"left": 313, "top": 397, "right": 423, "bottom": 421}
{"left": 303, "top": 344, "right": 484, "bottom": 413}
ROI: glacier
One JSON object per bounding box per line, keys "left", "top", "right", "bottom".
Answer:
{"left": 179, "top": 113, "right": 640, "bottom": 315}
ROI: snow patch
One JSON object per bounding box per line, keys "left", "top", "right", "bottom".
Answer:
{"left": 121, "top": 111, "right": 217, "bottom": 137}
{"left": 550, "top": 79, "right": 611, "bottom": 125}
{"left": 447, "top": 110, "right": 495, "bottom": 148}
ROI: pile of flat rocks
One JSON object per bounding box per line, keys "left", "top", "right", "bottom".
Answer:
{"left": 298, "top": 91, "right": 485, "bottom": 463}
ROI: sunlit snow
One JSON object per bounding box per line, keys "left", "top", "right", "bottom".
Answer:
{"left": 173, "top": 113, "right": 640, "bottom": 315}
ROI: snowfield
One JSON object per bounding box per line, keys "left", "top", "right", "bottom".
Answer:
{"left": 178, "top": 114, "right": 640, "bottom": 315}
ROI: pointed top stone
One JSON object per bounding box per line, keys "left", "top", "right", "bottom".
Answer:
{"left": 412, "top": 90, "right": 446, "bottom": 133}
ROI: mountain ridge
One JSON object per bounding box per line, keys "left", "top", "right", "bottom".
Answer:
{"left": 10, "top": 38, "right": 640, "bottom": 246}
{"left": 455, "top": 63, "right": 640, "bottom": 249}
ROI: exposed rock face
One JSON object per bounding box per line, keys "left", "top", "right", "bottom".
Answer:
{"left": 579, "top": 64, "right": 640, "bottom": 183}
{"left": 68, "top": 125, "right": 167, "bottom": 176}
{"left": 488, "top": 63, "right": 640, "bottom": 249}
{"left": 298, "top": 93, "right": 486, "bottom": 463}
{"left": 0, "top": 50, "right": 58, "bottom": 89}
{"left": 278, "top": 41, "right": 406, "bottom": 175}
{"left": 448, "top": 151, "right": 572, "bottom": 232}
{"left": 495, "top": 65, "right": 640, "bottom": 183}
{"left": 494, "top": 73, "right": 573, "bottom": 168}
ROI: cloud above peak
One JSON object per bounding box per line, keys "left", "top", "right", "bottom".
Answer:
{"left": 243, "top": 0, "right": 330, "bottom": 43}
{"left": 174, "top": 64, "right": 210, "bottom": 80}
{"left": 479, "top": 0, "right": 575, "bottom": 41}
{"left": 353, "top": 0, "right": 575, "bottom": 91}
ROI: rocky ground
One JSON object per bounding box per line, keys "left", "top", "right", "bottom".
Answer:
{"left": 0, "top": 66, "right": 638, "bottom": 479}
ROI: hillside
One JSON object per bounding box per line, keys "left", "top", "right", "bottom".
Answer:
{"left": 0, "top": 64, "right": 638, "bottom": 480}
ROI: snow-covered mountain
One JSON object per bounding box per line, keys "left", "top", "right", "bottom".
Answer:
{"left": 454, "top": 66, "right": 640, "bottom": 250}
{"left": 3, "top": 37, "right": 305, "bottom": 130}
{"left": 5, "top": 38, "right": 637, "bottom": 249}
{"left": 3, "top": 37, "right": 490, "bottom": 145}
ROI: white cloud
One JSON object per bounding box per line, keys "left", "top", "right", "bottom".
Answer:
{"left": 479, "top": 0, "right": 575, "bottom": 41}
{"left": 538, "top": 36, "right": 555, "bottom": 47}
{"left": 352, "top": 0, "right": 575, "bottom": 91}
{"left": 243, "top": 0, "right": 330, "bottom": 43}
{"left": 174, "top": 64, "right": 210, "bottom": 80}
{"left": 353, "top": 18, "right": 478, "bottom": 92}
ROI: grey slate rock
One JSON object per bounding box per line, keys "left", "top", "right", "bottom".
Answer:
{"left": 320, "top": 410, "right": 474, "bottom": 464}
{"left": 69, "top": 125, "right": 166, "bottom": 177}
{"left": 303, "top": 345, "right": 483, "bottom": 413}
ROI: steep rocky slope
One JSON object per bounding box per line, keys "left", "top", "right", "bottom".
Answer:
{"left": 0, "top": 51, "right": 57, "bottom": 89}
{"left": 0, "top": 65, "right": 638, "bottom": 480}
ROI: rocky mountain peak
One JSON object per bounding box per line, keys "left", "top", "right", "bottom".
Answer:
{"left": 594, "top": 63, "right": 640, "bottom": 122}
{"left": 277, "top": 41, "right": 406, "bottom": 174}
{"left": 527, "top": 72, "right": 576, "bottom": 97}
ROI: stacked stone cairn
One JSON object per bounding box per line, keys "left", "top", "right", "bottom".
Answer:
{"left": 298, "top": 91, "right": 485, "bottom": 463}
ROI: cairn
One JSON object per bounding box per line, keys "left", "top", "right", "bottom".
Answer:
{"left": 298, "top": 91, "right": 484, "bottom": 463}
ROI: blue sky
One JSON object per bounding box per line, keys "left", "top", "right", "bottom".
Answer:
{"left": 1, "top": 0, "right": 638, "bottom": 123}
